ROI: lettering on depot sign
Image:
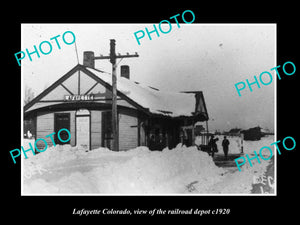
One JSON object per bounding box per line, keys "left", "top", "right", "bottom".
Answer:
{"left": 133, "top": 10, "right": 196, "bottom": 45}
{"left": 234, "top": 61, "right": 296, "bottom": 97}
{"left": 235, "top": 136, "right": 296, "bottom": 172}
{"left": 9, "top": 128, "right": 71, "bottom": 164}
{"left": 14, "top": 31, "right": 76, "bottom": 66}
{"left": 64, "top": 94, "right": 94, "bottom": 101}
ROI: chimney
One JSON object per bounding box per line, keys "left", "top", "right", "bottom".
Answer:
{"left": 83, "top": 51, "right": 95, "bottom": 68}
{"left": 120, "top": 65, "right": 130, "bottom": 79}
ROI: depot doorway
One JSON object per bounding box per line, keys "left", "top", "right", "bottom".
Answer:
{"left": 76, "top": 109, "right": 90, "bottom": 150}
{"left": 54, "top": 113, "right": 71, "bottom": 145}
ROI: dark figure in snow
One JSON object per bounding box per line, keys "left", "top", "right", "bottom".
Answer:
{"left": 222, "top": 136, "right": 230, "bottom": 160}
{"left": 149, "top": 134, "right": 156, "bottom": 151}
{"left": 208, "top": 135, "right": 219, "bottom": 158}
{"left": 158, "top": 132, "right": 166, "bottom": 151}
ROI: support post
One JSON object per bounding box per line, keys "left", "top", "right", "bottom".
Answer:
{"left": 92, "top": 39, "right": 139, "bottom": 151}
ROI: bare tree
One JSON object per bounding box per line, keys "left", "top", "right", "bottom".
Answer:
{"left": 24, "top": 86, "right": 35, "bottom": 105}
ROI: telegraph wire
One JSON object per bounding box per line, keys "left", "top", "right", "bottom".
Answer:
{"left": 74, "top": 40, "right": 80, "bottom": 64}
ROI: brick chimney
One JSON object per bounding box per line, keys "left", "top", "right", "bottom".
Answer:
{"left": 120, "top": 65, "right": 130, "bottom": 79}
{"left": 83, "top": 51, "right": 95, "bottom": 68}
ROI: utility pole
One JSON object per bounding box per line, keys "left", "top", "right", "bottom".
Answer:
{"left": 93, "top": 39, "right": 139, "bottom": 151}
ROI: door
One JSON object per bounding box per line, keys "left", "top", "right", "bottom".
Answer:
{"left": 102, "top": 111, "right": 112, "bottom": 149}
{"left": 76, "top": 109, "right": 90, "bottom": 150}
{"left": 54, "top": 113, "right": 70, "bottom": 145}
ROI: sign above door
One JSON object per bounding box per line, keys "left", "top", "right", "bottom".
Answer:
{"left": 64, "top": 94, "right": 94, "bottom": 101}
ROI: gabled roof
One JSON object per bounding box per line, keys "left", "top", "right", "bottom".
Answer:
{"left": 24, "top": 64, "right": 208, "bottom": 120}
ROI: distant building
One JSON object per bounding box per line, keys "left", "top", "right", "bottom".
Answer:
{"left": 241, "top": 126, "right": 262, "bottom": 141}
{"left": 224, "top": 128, "right": 242, "bottom": 137}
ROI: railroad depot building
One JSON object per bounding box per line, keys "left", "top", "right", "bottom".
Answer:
{"left": 24, "top": 59, "right": 209, "bottom": 151}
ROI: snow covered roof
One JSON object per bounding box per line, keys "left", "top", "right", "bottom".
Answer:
{"left": 24, "top": 64, "right": 208, "bottom": 120}
{"left": 85, "top": 67, "right": 206, "bottom": 118}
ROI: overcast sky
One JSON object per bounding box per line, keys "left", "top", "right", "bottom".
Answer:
{"left": 22, "top": 23, "right": 276, "bottom": 132}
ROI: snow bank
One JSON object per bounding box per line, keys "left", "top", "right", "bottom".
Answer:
{"left": 22, "top": 142, "right": 225, "bottom": 194}
{"left": 93, "top": 145, "right": 226, "bottom": 194}
{"left": 209, "top": 157, "right": 271, "bottom": 194}
{"left": 203, "top": 135, "right": 275, "bottom": 194}
{"left": 22, "top": 136, "right": 275, "bottom": 195}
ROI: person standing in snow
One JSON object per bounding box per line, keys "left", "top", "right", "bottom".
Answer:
{"left": 208, "top": 135, "right": 218, "bottom": 158}
{"left": 222, "top": 136, "right": 230, "bottom": 160}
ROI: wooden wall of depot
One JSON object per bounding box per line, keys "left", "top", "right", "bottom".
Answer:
{"left": 35, "top": 109, "right": 142, "bottom": 151}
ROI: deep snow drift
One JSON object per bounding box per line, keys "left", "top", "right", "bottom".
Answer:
{"left": 22, "top": 135, "right": 275, "bottom": 195}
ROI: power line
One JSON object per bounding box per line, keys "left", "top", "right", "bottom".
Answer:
{"left": 116, "top": 57, "right": 123, "bottom": 67}
{"left": 74, "top": 40, "right": 80, "bottom": 64}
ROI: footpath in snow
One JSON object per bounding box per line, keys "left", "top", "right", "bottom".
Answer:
{"left": 22, "top": 135, "right": 275, "bottom": 195}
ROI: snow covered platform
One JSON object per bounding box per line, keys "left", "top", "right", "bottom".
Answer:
{"left": 213, "top": 153, "right": 245, "bottom": 168}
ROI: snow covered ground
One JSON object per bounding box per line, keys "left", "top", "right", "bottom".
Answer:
{"left": 22, "top": 135, "right": 275, "bottom": 195}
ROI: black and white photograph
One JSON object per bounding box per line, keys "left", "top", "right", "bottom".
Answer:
{"left": 21, "top": 23, "right": 276, "bottom": 195}
{"left": 3, "top": 3, "right": 299, "bottom": 221}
